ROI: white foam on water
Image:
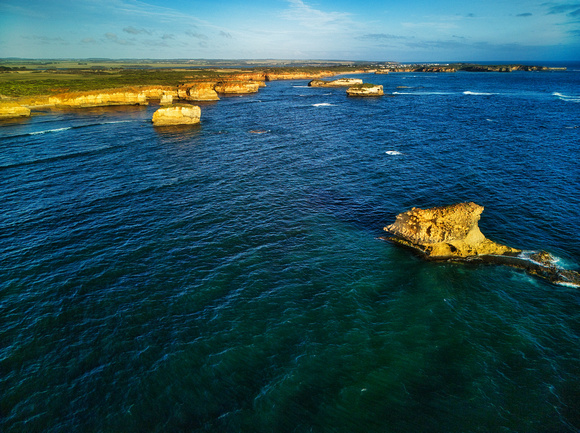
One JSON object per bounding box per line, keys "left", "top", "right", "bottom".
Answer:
{"left": 392, "top": 91, "right": 454, "bottom": 95}
{"left": 312, "top": 103, "right": 335, "bottom": 107}
{"left": 385, "top": 150, "right": 403, "bottom": 155}
{"left": 29, "top": 127, "right": 72, "bottom": 135}
{"left": 463, "top": 91, "right": 494, "bottom": 96}
{"left": 553, "top": 92, "right": 580, "bottom": 102}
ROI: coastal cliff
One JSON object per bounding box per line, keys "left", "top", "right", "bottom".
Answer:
{"left": 214, "top": 81, "right": 261, "bottom": 94}
{"left": 265, "top": 71, "right": 335, "bottom": 81}
{"left": 0, "top": 101, "right": 31, "bottom": 119}
{"left": 49, "top": 88, "right": 148, "bottom": 108}
{"left": 178, "top": 82, "right": 220, "bottom": 101}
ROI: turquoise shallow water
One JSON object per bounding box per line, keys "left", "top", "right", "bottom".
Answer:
{"left": 1, "top": 67, "right": 580, "bottom": 432}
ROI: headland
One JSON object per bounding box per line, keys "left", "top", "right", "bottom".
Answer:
{"left": 0, "top": 59, "right": 567, "bottom": 119}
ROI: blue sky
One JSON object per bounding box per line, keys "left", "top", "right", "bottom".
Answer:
{"left": 1, "top": 0, "right": 579, "bottom": 61}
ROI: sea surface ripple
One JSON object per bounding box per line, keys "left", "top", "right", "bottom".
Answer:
{"left": 1, "top": 67, "right": 580, "bottom": 433}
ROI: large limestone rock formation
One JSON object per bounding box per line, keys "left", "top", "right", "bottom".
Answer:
{"left": 265, "top": 71, "right": 334, "bottom": 81}
{"left": 384, "top": 202, "right": 520, "bottom": 259}
{"left": 214, "top": 81, "right": 260, "bottom": 94}
{"left": 384, "top": 202, "right": 580, "bottom": 287}
{"left": 346, "top": 84, "right": 384, "bottom": 97}
{"left": 139, "top": 86, "right": 178, "bottom": 100}
{"left": 49, "top": 89, "right": 148, "bottom": 108}
{"left": 178, "top": 82, "right": 220, "bottom": 101}
{"left": 0, "top": 101, "right": 31, "bottom": 119}
{"left": 308, "top": 78, "right": 364, "bottom": 87}
{"left": 152, "top": 104, "right": 201, "bottom": 126}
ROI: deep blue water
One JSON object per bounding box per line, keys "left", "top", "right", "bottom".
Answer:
{"left": 1, "top": 67, "right": 580, "bottom": 433}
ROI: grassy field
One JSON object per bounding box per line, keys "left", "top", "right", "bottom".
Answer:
{"left": 0, "top": 60, "right": 367, "bottom": 98}
{"left": 0, "top": 69, "right": 236, "bottom": 98}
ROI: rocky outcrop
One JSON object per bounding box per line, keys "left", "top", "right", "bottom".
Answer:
{"left": 49, "top": 89, "right": 148, "bottom": 108}
{"left": 415, "top": 66, "right": 456, "bottom": 73}
{"left": 384, "top": 202, "right": 580, "bottom": 287}
{"left": 308, "top": 78, "right": 364, "bottom": 87}
{"left": 384, "top": 202, "right": 520, "bottom": 259}
{"left": 214, "top": 81, "right": 261, "bottom": 94}
{"left": 178, "top": 82, "right": 220, "bottom": 101}
{"left": 139, "top": 86, "right": 178, "bottom": 99}
{"left": 265, "top": 71, "right": 335, "bottom": 81}
{"left": 229, "top": 72, "right": 267, "bottom": 85}
{"left": 152, "top": 104, "right": 201, "bottom": 126}
{"left": 346, "top": 84, "right": 384, "bottom": 97}
{"left": 0, "top": 101, "right": 31, "bottom": 119}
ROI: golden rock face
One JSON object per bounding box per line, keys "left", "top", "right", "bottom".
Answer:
{"left": 151, "top": 105, "right": 201, "bottom": 126}
{"left": 385, "top": 202, "right": 521, "bottom": 259}
{"left": 214, "top": 81, "right": 260, "bottom": 94}
{"left": 346, "top": 84, "right": 384, "bottom": 97}
{"left": 0, "top": 101, "right": 31, "bottom": 119}
{"left": 48, "top": 89, "right": 148, "bottom": 108}
{"left": 308, "top": 78, "right": 364, "bottom": 87}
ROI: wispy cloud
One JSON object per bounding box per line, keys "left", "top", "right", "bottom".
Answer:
{"left": 123, "top": 26, "right": 151, "bottom": 35}
{"left": 357, "top": 33, "right": 409, "bottom": 41}
{"left": 543, "top": 2, "right": 580, "bottom": 15}
{"left": 220, "top": 31, "right": 233, "bottom": 39}
{"left": 281, "top": 0, "right": 352, "bottom": 29}
{"left": 21, "top": 35, "right": 68, "bottom": 45}
{"left": 186, "top": 31, "right": 208, "bottom": 40}
{"left": 104, "top": 32, "right": 134, "bottom": 45}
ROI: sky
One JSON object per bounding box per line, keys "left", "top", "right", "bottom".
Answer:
{"left": 0, "top": 0, "right": 579, "bottom": 62}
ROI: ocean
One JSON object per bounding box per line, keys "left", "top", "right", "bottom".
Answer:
{"left": 1, "top": 65, "right": 579, "bottom": 432}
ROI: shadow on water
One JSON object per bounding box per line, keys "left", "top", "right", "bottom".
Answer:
{"left": 305, "top": 188, "right": 395, "bottom": 235}
{"left": 152, "top": 123, "right": 203, "bottom": 142}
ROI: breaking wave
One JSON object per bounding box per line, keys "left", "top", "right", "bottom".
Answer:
{"left": 463, "top": 91, "right": 494, "bottom": 96}
{"left": 553, "top": 92, "right": 580, "bottom": 102}
{"left": 4, "top": 120, "right": 136, "bottom": 139}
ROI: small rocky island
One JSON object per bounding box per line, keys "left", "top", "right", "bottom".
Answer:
{"left": 385, "top": 202, "right": 519, "bottom": 258}
{"left": 346, "top": 83, "right": 384, "bottom": 97}
{"left": 308, "top": 78, "right": 363, "bottom": 87}
{"left": 384, "top": 202, "right": 580, "bottom": 287}
{"left": 152, "top": 104, "right": 201, "bottom": 126}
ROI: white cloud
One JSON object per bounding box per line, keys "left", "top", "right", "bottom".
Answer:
{"left": 281, "top": 0, "right": 352, "bottom": 29}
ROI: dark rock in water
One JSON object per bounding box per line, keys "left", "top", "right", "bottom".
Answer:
{"left": 384, "top": 203, "right": 580, "bottom": 287}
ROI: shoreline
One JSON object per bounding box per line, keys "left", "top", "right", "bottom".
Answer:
{"left": 0, "top": 62, "right": 568, "bottom": 120}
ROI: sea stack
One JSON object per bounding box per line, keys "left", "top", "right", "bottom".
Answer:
{"left": 346, "top": 83, "right": 384, "bottom": 97}
{"left": 152, "top": 104, "right": 201, "bottom": 126}
{"left": 308, "top": 78, "right": 364, "bottom": 87}
{"left": 384, "top": 202, "right": 520, "bottom": 259}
